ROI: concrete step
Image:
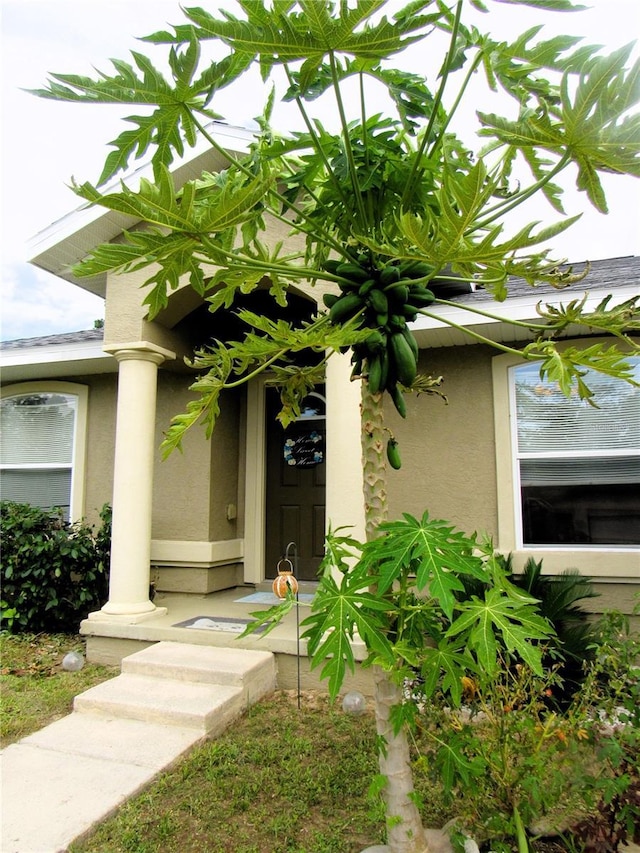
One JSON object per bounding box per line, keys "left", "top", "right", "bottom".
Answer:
{"left": 74, "top": 643, "right": 277, "bottom": 736}
{"left": 74, "top": 673, "right": 244, "bottom": 734}
{"left": 122, "top": 641, "right": 276, "bottom": 703}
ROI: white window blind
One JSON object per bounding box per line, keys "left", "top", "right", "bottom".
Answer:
{"left": 0, "top": 394, "right": 76, "bottom": 465}
{"left": 515, "top": 362, "right": 640, "bottom": 454}
{"left": 0, "top": 393, "right": 78, "bottom": 517}
{"left": 1, "top": 469, "right": 72, "bottom": 510}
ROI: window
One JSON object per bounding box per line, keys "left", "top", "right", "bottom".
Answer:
{"left": 511, "top": 359, "right": 640, "bottom": 547}
{"left": 0, "top": 382, "right": 88, "bottom": 521}
{"left": 493, "top": 349, "right": 640, "bottom": 578}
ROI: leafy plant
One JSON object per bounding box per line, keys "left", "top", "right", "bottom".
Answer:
{"left": 0, "top": 502, "right": 111, "bottom": 634}
{"left": 457, "top": 556, "right": 599, "bottom": 707}
{"left": 409, "top": 604, "right": 640, "bottom": 852}
{"left": 244, "top": 514, "right": 558, "bottom": 845}
{"left": 34, "top": 2, "right": 640, "bottom": 849}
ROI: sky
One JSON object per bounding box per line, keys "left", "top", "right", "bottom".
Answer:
{"left": 1, "top": 0, "right": 639, "bottom": 343}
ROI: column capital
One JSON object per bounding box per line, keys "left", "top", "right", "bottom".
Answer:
{"left": 103, "top": 341, "right": 176, "bottom": 365}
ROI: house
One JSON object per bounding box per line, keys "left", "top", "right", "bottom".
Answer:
{"left": 1, "top": 125, "right": 638, "bottom": 664}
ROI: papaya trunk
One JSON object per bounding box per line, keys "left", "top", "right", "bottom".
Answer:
{"left": 360, "top": 382, "right": 429, "bottom": 853}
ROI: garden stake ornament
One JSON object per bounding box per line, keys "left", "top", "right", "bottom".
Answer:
{"left": 272, "top": 542, "right": 302, "bottom": 709}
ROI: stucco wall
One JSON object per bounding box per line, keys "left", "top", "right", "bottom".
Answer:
{"left": 81, "top": 374, "right": 117, "bottom": 527}
{"left": 152, "top": 373, "right": 215, "bottom": 541}
{"left": 386, "top": 344, "right": 498, "bottom": 537}
{"left": 208, "top": 388, "right": 241, "bottom": 541}
{"left": 151, "top": 374, "right": 242, "bottom": 542}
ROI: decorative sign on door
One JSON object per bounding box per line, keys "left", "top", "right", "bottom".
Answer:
{"left": 282, "top": 391, "right": 326, "bottom": 468}
{"left": 283, "top": 428, "right": 324, "bottom": 468}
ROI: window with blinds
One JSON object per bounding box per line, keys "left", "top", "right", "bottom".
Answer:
{"left": 511, "top": 358, "right": 640, "bottom": 546}
{"left": 0, "top": 393, "right": 78, "bottom": 520}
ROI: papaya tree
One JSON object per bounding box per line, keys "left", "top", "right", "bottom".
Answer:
{"left": 33, "top": 1, "right": 640, "bottom": 849}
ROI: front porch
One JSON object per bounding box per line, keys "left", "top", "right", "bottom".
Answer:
{"left": 81, "top": 586, "right": 375, "bottom": 696}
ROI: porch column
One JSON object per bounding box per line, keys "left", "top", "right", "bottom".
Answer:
{"left": 90, "top": 342, "right": 175, "bottom": 622}
{"left": 325, "top": 351, "right": 366, "bottom": 541}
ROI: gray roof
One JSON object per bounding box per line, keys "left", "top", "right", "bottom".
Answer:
{"left": 453, "top": 255, "right": 640, "bottom": 303}
{"left": 1, "top": 328, "right": 104, "bottom": 351}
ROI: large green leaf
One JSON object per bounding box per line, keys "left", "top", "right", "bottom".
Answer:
{"left": 479, "top": 45, "right": 640, "bottom": 211}
{"left": 301, "top": 568, "right": 394, "bottom": 699}
{"left": 446, "top": 587, "right": 552, "bottom": 676}
{"left": 32, "top": 36, "right": 252, "bottom": 183}
{"left": 420, "top": 640, "right": 477, "bottom": 706}
{"left": 174, "top": 0, "right": 438, "bottom": 69}
{"left": 360, "top": 511, "right": 487, "bottom": 618}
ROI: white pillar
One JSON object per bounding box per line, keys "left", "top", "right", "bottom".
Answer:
{"left": 325, "top": 351, "right": 366, "bottom": 542}
{"left": 89, "top": 342, "right": 175, "bottom": 622}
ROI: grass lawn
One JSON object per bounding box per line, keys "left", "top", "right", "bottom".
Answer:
{"left": 0, "top": 633, "right": 118, "bottom": 747}
{"left": 71, "top": 690, "right": 407, "bottom": 853}
{"left": 0, "top": 632, "right": 448, "bottom": 852}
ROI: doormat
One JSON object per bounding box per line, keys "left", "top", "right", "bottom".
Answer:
{"left": 234, "top": 592, "right": 315, "bottom": 605}
{"left": 173, "top": 616, "right": 269, "bottom": 634}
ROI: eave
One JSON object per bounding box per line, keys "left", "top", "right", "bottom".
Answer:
{"left": 27, "top": 123, "right": 255, "bottom": 297}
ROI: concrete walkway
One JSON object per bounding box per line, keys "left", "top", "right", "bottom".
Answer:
{"left": 1, "top": 642, "right": 276, "bottom": 853}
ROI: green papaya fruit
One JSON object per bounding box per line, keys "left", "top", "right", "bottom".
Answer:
{"left": 329, "top": 292, "right": 364, "bottom": 324}
{"left": 402, "top": 261, "right": 435, "bottom": 279}
{"left": 323, "top": 293, "right": 339, "bottom": 309}
{"left": 322, "top": 259, "right": 342, "bottom": 275}
{"left": 367, "top": 354, "right": 383, "bottom": 395}
{"left": 378, "top": 265, "right": 402, "bottom": 286}
{"left": 336, "top": 262, "right": 370, "bottom": 283}
{"left": 364, "top": 330, "right": 386, "bottom": 353}
{"left": 389, "top": 384, "right": 407, "bottom": 418}
{"left": 386, "top": 438, "right": 402, "bottom": 470}
{"left": 389, "top": 332, "right": 417, "bottom": 386}
{"left": 358, "top": 279, "right": 377, "bottom": 297}
{"left": 386, "top": 284, "right": 409, "bottom": 305}
{"left": 367, "top": 289, "right": 388, "bottom": 315}
{"left": 407, "top": 287, "right": 435, "bottom": 307}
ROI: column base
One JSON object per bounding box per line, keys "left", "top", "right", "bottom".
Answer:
{"left": 87, "top": 604, "right": 168, "bottom": 624}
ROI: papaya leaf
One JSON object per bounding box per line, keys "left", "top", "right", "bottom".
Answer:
{"left": 432, "top": 729, "right": 483, "bottom": 795}
{"left": 360, "top": 511, "right": 487, "bottom": 617}
{"left": 31, "top": 35, "right": 252, "bottom": 183}
{"left": 238, "top": 597, "right": 297, "bottom": 640}
{"left": 446, "top": 587, "right": 552, "bottom": 676}
{"left": 300, "top": 568, "right": 394, "bottom": 700}
{"left": 420, "top": 641, "right": 477, "bottom": 706}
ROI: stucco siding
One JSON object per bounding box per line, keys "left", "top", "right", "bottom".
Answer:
{"left": 208, "top": 388, "right": 241, "bottom": 540}
{"left": 82, "top": 374, "right": 116, "bottom": 527}
{"left": 386, "top": 344, "right": 498, "bottom": 537}
{"left": 152, "top": 373, "right": 213, "bottom": 540}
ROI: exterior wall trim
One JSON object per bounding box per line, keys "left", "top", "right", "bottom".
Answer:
{"left": 151, "top": 538, "right": 244, "bottom": 568}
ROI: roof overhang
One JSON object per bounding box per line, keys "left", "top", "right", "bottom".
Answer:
{"left": 411, "top": 280, "right": 639, "bottom": 349}
{"left": 27, "top": 123, "right": 255, "bottom": 297}
{"left": 0, "top": 337, "right": 114, "bottom": 384}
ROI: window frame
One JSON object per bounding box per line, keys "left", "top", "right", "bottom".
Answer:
{"left": 0, "top": 381, "right": 89, "bottom": 521}
{"left": 492, "top": 346, "right": 640, "bottom": 580}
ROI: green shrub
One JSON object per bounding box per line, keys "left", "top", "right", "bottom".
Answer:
{"left": 0, "top": 502, "right": 111, "bottom": 633}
